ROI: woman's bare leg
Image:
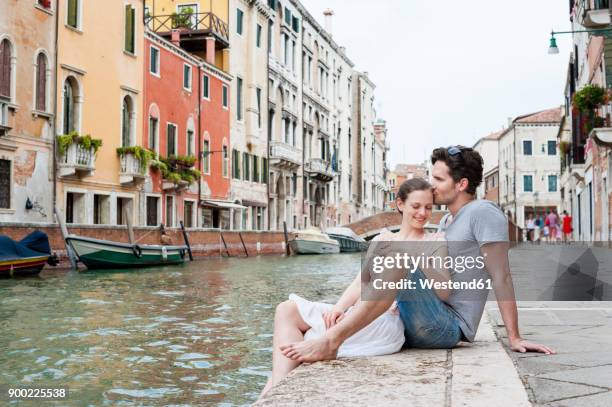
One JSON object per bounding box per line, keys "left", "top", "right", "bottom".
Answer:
{"left": 260, "top": 300, "right": 311, "bottom": 398}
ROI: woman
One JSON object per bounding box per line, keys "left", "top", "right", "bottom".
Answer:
{"left": 260, "top": 178, "right": 450, "bottom": 396}
{"left": 562, "top": 210, "right": 573, "bottom": 242}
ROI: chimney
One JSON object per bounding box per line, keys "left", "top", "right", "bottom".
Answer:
{"left": 507, "top": 117, "right": 513, "bottom": 128}
{"left": 171, "top": 29, "right": 181, "bottom": 47}
{"left": 323, "top": 9, "right": 334, "bottom": 36}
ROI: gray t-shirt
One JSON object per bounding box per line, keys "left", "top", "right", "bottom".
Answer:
{"left": 438, "top": 200, "right": 509, "bottom": 342}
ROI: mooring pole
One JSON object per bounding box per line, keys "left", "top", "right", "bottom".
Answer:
{"left": 219, "top": 232, "right": 230, "bottom": 257}
{"left": 179, "top": 220, "right": 194, "bottom": 261}
{"left": 238, "top": 232, "right": 248, "bottom": 257}
{"left": 54, "top": 206, "right": 77, "bottom": 270}
{"left": 283, "top": 221, "right": 291, "bottom": 256}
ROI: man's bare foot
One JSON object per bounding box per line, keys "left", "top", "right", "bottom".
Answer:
{"left": 279, "top": 337, "right": 339, "bottom": 363}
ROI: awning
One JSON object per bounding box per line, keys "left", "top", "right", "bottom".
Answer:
{"left": 241, "top": 199, "right": 268, "bottom": 208}
{"left": 201, "top": 200, "right": 247, "bottom": 210}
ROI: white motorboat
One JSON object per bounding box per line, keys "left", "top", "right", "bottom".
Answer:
{"left": 325, "top": 227, "right": 369, "bottom": 252}
{"left": 288, "top": 229, "right": 340, "bottom": 254}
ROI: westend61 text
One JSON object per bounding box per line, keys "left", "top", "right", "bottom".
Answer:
{"left": 372, "top": 278, "right": 493, "bottom": 291}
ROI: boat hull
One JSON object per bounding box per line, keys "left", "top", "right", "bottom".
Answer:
{"left": 66, "top": 236, "right": 187, "bottom": 269}
{"left": 328, "top": 235, "right": 369, "bottom": 252}
{"left": 289, "top": 239, "right": 340, "bottom": 254}
{"left": 0, "top": 256, "right": 48, "bottom": 277}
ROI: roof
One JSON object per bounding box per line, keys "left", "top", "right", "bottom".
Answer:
{"left": 393, "top": 164, "right": 427, "bottom": 177}
{"left": 514, "top": 106, "right": 563, "bottom": 124}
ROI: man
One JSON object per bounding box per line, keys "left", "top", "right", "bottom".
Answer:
{"left": 280, "top": 146, "right": 554, "bottom": 362}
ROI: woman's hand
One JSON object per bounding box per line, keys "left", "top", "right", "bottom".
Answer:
{"left": 322, "top": 306, "right": 345, "bottom": 329}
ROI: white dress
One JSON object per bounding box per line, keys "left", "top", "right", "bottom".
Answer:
{"left": 287, "top": 295, "right": 405, "bottom": 358}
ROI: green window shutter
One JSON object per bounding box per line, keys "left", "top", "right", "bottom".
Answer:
{"left": 68, "top": 0, "right": 78, "bottom": 28}
{"left": 237, "top": 9, "right": 243, "bottom": 35}
{"left": 203, "top": 75, "right": 209, "bottom": 98}
{"left": 125, "top": 5, "right": 135, "bottom": 53}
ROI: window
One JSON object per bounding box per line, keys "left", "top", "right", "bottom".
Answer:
{"left": 202, "top": 139, "right": 210, "bottom": 173}
{"left": 222, "top": 145, "right": 229, "bottom": 177}
{"left": 146, "top": 196, "right": 159, "bottom": 226}
{"left": 523, "top": 175, "right": 533, "bottom": 192}
{"left": 202, "top": 75, "right": 210, "bottom": 99}
{"left": 35, "top": 53, "right": 47, "bottom": 111}
{"left": 125, "top": 5, "right": 136, "bottom": 54}
{"left": 262, "top": 158, "right": 268, "bottom": 183}
{"left": 0, "top": 159, "right": 10, "bottom": 209}
{"left": 165, "top": 196, "right": 174, "bottom": 227}
{"left": 232, "top": 149, "right": 240, "bottom": 179}
{"left": 121, "top": 96, "right": 133, "bottom": 147}
{"left": 237, "top": 77, "right": 243, "bottom": 121}
{"left": 253, "top": 156, "right": 260, "bottom": 183}
{"left": 256, "top": 24, "right": 262, "bottom": 48}
{"left": 292, "top": 16, "right": 300, "bottom": 33}
{"left": 149, "top": 116, "right": 158, "bottom": 152}
{"left": 284, "top": 7, "right": 292, "bottom": 25}
{"left": 66, "top": 0, "right": 79, "bottom": 29}
{"left": 150, "top": 46, "right": 160, "bottom": 75}
{"left": 184, "top": 201, "right": 194, "bottom": 228}
{"left": 187, "top": 129, "right": 194, "bottom": 156}
{"left": 256, "top": 87, "right": 262, "bottom": 128}
{"left": 0, "top": 39, "right": 12, "bottom": 99}
{"left": 243, "top": 152, "right": 250, "bottom": 181}
{"left": 167, "top": 123, "right": 177, "bottom": 156}
{"left": 547, "top": 140, "right": 556, "bottom": 156}
{"left": 236, "top": 8, "right": 244, "bottom": 35}
{"left": 548, "top": 175, "right": 558, "bottom": 192}
{"left": 183, "top": 64, "right": 192, "bottom": 90}
{"left": 93, "top": 194, "right": 110, "bottom": 224}
{"left": 62, "top": 78, "right": 77, "bottom": 134}
{"left": 523, "top": 140, "right": 532, "bottom": 156}
{"left": 222, "top": 85, "right": 228, "bottom": 108}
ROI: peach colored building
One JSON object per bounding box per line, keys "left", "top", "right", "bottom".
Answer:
{"left": 0, "top": 0, "right": 56, "bottom": 223}
{"left": 55, "top": 0, "right": 145, "bottom": 225}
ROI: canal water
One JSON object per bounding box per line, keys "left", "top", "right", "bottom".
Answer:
{"left": 0, "top": 253, "right": 358, "bottom": 406}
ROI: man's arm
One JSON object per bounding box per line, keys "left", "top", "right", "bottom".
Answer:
{"left": 482, "top": 242, "right": 555, "bottom": 354}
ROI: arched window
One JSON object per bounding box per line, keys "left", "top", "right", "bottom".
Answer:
{"left": 222, "top": 143, "right": 229, "bottom": 178}
{"left": 35, "top": 53, "right": 47, "bottom": 111}
{"left": 0, "top": 39, "right": 12, "bottom": 99}
{"left": 63, "top": 77, "right": 77, "bottom": 134}
{"left": 122, "top": 96, "right": 133, "bottom": 147}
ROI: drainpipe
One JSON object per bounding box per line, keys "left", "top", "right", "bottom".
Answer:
{"left": 266, "top": 17, "right": 271, "bottom": 231}
{"left": 198, "top": 64, "right": 202, "bottom": 226}
{"left": 52, "top": 0, "right": 60, "bottom": 214}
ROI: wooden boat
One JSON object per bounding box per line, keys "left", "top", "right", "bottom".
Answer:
{"left": 65, "top": 235, "right": 188, "bottom": 269}
{"left": 288, "top": 229, "right": 340, "bottom": 254}
{"left": 326, "top": 227, "right": 369, "bottom": 252}
{"left": 0, "top": 231, "right": 54, "bottom": 277}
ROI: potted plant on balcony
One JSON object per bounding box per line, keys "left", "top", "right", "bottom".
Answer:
{"left": 56, "top": 131, "right": 103, "bottom": 157}
{"left": 573, "top": 84, "right": 610, "bottom": 134}
{"left": 116, "top": 146, "right": 155, "bottom": 174}
{"left": 171, "top": 7, "right": 194, "bottom": 30}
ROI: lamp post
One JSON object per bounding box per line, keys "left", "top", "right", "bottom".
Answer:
{"left": 548, "top": 28, "right": 612, "bottom": 54}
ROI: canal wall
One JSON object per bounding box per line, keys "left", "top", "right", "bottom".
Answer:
{"left": 0, "top": 223, "right": 290, "bottom": 263}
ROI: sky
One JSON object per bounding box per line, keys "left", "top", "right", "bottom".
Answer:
{"left": 300, "top": 0, "right": 573, "bottom": 167}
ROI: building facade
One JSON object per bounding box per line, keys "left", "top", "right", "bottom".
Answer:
{"left": 0, "top": 0, "right": 56, "bottom": 223}
{"left": 559, "top": 1, "right": 612, "bottom": 241}
{"left": 498, "top": 107, "right": 563, "bottom": 228}
{"left": 55, "top": 0, "right": 145, "bottom": 225}
{"left": 473, "top": 130, "right": 504, "bottom": 200}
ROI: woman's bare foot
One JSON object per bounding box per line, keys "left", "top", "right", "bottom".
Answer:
{"left": 279, "top": 337, "right": 339, "bottom": 363}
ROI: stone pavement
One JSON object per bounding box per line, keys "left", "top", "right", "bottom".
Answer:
{"left": 255, "top": 312, "right": 530, "bottom": 407}
{"left": 487, "top": 301, "right": 612, "bottom": 406}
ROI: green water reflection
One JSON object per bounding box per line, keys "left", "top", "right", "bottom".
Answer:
{"left": 0, "top": 254, "right": 358, "bottom": 406}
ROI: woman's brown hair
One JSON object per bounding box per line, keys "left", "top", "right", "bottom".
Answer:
{"left": 396, "top": 178, "right": 432, "bottom": 214}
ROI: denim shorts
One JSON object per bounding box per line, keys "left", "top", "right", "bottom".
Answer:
{"left": 396, "top": 269, "right": 463, "bottom": 349}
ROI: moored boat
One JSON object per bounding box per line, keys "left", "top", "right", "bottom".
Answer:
{"left": 65, "top": 235, "right": 188, "bottom": 269}
{"left": 0, "top": 231, "right": 55, "bottom": 277}
{"left": 325, "top": 227, "right": 369, "bottom": 252}
{"left": 288, "top": 229, "right": 340, "bottom": 254}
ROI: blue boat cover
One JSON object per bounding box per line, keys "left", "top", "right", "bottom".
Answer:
{"left": 0, "top": 231, "right": 51, "bottom": 261}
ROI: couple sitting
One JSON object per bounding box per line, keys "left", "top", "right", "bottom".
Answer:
{"left": 261, "top": 146, "right": 555, "bottom": 396}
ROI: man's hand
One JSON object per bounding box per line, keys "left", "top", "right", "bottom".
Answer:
{"left": 322, "top": 306, "right": 345, "bottom": 329}
{"left": 509, "top": 337, "right": 556, "bottom": 355}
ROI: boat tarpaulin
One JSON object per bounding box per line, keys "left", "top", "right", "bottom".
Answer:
{"left": 0, "top": 231, "right": 51, "bottom": 261}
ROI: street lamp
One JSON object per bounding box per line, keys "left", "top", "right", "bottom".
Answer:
{"left": 547, "top": 28, "right": 612, "bottom": 54}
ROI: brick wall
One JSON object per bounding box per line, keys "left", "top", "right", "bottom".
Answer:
{"left": 0, "top": 224, "right": 291, "bottom": 265}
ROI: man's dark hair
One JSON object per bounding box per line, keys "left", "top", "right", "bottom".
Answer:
{"left": 431, "top": 146, "right": 484, "bottom": 195}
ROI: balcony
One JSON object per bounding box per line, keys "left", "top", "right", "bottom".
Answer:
{"left": 119, "top": 152, "right": 147, "bottom": 184}
{"left": 145, "top": 12, "right": 229, "bottom": 51}
{"left": 589, "top": 126, "right": 612, "bottom": 145}
{"left": 305, "top": 158, "right": 335, "bottom": 182}
{"left": 375, "top": 175, "right": 388, "bottom": 191}
{"left": 269, "top": 141, "right": 301, "bottom": 169}
{"left": 581, "top": 0, "right": 611, "bottom": 27}
{"left": 59, "top": 143, "right": 96, "bottom": 177}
